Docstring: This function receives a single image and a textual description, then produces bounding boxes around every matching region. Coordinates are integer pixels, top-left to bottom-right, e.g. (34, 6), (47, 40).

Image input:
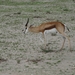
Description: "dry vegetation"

(0, 0), (75, 75)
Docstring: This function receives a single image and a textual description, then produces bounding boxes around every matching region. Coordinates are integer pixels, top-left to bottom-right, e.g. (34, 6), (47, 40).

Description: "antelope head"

(22, 18), (29, 34)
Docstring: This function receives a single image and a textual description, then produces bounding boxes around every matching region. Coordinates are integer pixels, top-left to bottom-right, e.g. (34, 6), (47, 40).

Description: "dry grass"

(0, 0), (75, 75)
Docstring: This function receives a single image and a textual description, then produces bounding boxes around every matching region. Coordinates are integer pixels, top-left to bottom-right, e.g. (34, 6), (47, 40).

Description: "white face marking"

(25, 27), (28, 33)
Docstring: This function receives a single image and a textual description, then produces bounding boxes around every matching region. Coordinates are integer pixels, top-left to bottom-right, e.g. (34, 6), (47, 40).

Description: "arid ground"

(0, 0), (75, 75)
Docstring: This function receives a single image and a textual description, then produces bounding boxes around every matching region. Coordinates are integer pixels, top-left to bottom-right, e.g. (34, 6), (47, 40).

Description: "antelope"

(22, 18), (71, 50)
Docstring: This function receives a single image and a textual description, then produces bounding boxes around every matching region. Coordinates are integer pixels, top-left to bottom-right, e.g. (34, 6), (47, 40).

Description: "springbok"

(22, 18), (71, 50)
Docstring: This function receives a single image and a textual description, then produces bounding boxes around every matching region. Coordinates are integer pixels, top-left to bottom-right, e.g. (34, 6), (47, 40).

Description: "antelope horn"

(25, 18), (29, 26)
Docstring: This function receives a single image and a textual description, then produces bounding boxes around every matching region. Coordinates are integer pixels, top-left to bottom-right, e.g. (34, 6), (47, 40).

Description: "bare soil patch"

(0, 0), (75, 75)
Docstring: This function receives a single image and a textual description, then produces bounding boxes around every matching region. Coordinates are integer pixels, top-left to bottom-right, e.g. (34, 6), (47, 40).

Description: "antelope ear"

(29, 24), (34, 27)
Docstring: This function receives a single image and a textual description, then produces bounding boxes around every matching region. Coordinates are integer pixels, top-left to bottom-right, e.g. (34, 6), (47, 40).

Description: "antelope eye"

(22, 29), (24, 31)
(25, 27), (27, 29)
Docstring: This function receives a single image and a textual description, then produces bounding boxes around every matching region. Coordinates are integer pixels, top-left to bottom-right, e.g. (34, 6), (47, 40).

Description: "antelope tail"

(65, 25), (70, 32)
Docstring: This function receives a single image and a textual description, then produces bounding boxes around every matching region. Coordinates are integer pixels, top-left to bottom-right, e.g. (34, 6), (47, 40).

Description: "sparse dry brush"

(0, 0), (75, 75)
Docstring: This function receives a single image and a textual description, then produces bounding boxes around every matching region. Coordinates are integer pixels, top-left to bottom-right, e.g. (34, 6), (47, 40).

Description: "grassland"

(0, 0), (75, 75)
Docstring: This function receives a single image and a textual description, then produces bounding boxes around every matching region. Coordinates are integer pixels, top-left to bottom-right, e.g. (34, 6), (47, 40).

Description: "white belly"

(44, 28), (57, 35)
